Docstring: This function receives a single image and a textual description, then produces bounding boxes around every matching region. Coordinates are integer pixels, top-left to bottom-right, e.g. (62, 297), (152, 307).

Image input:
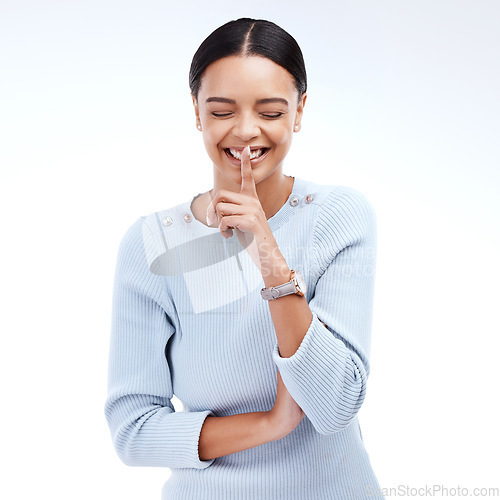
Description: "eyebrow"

(257, 98), (289, 106)
(205, 97), (289, 106)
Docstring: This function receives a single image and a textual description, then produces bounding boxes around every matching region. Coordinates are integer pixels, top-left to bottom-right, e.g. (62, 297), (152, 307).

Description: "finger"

(207, 195), (231, 226)
(240, 145), (257, 196)
(214, 201), (241, 226)
(207, 192), (235, 226)
(218, 214), (234, 239)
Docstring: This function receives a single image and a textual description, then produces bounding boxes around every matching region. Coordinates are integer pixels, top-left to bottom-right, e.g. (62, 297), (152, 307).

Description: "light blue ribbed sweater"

(104, 176), (384, 499)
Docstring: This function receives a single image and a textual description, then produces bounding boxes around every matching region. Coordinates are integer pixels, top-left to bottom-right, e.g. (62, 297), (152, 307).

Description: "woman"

(105, 17), (384, 499)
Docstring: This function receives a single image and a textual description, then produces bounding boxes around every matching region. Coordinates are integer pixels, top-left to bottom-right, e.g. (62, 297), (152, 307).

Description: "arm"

(199, 372), (305, 460)
(269, 187), (378, 435)
(104, 217), (216, 469)
(199, 413), (272, 461)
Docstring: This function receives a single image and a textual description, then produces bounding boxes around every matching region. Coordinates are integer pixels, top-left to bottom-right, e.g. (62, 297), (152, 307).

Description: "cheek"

(269, 125), (293, 147)
(203, 122), (228, 149)
(202, 129), (222, 153)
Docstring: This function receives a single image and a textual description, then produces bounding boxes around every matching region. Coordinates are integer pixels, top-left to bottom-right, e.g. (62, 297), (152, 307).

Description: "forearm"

(198, 411), (276, 461)
(255, 230), (313, 359)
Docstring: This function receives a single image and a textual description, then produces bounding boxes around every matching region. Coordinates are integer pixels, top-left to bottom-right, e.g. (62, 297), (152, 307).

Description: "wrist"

(254, 240), (289, 283)
(262, 410), (286, 441)
(261, 261), (291, 288)
(251, 226), (291, 285)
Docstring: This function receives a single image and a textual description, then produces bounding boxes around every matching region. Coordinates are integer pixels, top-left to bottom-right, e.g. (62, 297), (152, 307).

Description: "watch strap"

(260, 279), (297, 300)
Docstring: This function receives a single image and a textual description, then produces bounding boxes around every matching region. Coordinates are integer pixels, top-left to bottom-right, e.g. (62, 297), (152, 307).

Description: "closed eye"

(261, 112), (284, 119)
(212, 112), (283, 119)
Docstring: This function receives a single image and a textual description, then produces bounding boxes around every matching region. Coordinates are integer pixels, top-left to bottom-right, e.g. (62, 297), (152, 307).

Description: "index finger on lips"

(240, 145), (257, 196)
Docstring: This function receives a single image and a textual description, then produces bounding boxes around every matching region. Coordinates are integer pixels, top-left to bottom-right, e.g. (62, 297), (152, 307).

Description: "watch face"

(294, 270), (306, 295)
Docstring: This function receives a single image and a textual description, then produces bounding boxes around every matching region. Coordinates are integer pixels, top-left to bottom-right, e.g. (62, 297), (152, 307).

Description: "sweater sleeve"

(271, 187), (377, 436)
(104, 216), (215, 469)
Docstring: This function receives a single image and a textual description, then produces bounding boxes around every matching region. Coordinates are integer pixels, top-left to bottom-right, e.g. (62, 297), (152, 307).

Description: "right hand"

(266, 371), (305, 440)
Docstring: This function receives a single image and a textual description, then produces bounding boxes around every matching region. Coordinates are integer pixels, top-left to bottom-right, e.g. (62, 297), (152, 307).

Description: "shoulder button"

(305, 194), (314, 204)
(289, 196), (300, 207)
(162, 216), (173, 226)
(183, 213), (192, 223)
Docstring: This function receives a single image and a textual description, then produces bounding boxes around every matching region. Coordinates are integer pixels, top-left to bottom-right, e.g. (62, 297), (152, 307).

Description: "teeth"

(228, 148), (265, 160)
(229, 148), (242, 159)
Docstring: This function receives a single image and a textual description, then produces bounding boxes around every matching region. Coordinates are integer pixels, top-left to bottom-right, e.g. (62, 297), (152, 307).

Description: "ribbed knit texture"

(104, 176), (384, 499)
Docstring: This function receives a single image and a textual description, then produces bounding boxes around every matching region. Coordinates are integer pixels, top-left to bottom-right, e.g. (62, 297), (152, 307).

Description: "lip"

(223, 147), (271, 167)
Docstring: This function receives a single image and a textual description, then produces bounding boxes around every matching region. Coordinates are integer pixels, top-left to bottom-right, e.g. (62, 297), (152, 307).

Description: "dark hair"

(189, 18), (307, 103)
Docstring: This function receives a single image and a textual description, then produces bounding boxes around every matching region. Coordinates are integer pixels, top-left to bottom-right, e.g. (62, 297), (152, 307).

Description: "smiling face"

(192, 55), (307, 187)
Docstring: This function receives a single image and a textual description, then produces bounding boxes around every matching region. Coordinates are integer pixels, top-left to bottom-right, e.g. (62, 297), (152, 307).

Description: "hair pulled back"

(189, 18), (307, 102)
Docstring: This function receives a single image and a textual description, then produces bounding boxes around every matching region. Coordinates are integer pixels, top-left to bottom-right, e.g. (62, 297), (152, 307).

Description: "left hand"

(206, 145), (270, 247)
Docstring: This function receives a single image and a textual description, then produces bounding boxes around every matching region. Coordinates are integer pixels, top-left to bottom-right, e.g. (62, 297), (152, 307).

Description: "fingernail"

(206, 201), (214, 225)
(245, 145), (250, 155)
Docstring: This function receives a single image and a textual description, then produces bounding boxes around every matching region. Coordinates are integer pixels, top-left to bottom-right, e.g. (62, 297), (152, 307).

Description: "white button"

(289, 196), (299, 207)
(162, 217), (173, 226)
(305, 194), (314, 203)
(183, 213), (192, 223)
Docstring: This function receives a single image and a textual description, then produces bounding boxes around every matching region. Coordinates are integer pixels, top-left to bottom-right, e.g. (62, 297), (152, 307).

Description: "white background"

(1, 1), (499, 498)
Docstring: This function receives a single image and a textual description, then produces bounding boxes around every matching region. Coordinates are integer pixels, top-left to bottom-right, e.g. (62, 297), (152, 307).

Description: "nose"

(232, 112), (260, 142)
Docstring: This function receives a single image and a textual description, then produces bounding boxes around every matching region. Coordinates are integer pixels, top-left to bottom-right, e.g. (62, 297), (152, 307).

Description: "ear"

(293, 92), (307, 132)
(191, 93), (201, 128)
